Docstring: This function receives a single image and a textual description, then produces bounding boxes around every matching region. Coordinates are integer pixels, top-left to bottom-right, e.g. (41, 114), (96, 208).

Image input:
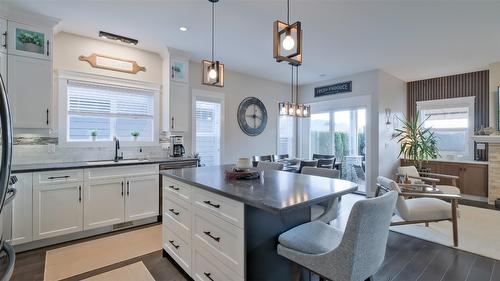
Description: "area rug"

(44, 225), (162, 281)
(390, 204), (500, 260)
(82, 262), (155, 281)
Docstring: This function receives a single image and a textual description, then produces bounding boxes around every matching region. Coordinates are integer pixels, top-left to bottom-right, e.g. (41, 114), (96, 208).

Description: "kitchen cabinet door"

(84, 178), (125, 230)
(33, 181), (83, 240)
(0, 18), (6, 54)
(7, 21), (52, 60)
(461, 165), (488, 197)
(125, 174), (159, 221)
(169, 82), (189, 132)
(9, 173), (33, 245)
(8, 54), (52, 128)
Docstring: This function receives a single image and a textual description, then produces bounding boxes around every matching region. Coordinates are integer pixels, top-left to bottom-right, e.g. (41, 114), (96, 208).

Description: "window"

(195, 100), (221, 166)
(417, 97), (474, 159)
(67, 81), (155, 142)
(278, 115), (295, 156)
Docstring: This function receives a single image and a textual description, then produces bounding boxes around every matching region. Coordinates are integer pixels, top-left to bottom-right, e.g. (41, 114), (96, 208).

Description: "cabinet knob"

(204, 272), (215, 281)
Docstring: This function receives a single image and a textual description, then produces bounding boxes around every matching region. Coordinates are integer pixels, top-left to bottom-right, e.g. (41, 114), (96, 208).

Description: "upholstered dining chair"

(376, 176), (460, 247)
(256, 161), (284, 171)
(299, 160), (318, 173)
(397, 166), (461, 195)
(252, 155), (273, 167)
(277, 191), (398, 281)
(272, 154), (289, 161)
(317, 158), (335, 169)
(301, 167), (341, 223)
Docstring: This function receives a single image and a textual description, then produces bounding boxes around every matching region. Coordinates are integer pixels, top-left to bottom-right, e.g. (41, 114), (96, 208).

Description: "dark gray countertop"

(12, 157), (198, 173)
(162, 165), (358, 213)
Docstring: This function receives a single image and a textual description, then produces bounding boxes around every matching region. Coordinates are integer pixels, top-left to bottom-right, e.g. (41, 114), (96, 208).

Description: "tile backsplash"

(13, 144), (171, 165)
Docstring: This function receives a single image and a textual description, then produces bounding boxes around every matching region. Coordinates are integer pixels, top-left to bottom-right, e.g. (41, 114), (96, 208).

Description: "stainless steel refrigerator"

(0, 73), (16, 280)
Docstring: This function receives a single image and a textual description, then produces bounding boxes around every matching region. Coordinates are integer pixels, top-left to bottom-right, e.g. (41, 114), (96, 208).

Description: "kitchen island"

(161, 165), (357, 281)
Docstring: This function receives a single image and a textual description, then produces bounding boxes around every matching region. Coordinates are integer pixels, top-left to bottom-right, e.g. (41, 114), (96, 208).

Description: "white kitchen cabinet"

(169, 81), (189, 132)
(125, 174), (159, 221)
(8, 54), (52, 128)
(33, 170), (83, 240)
(7, 21), (52, 60)
(0, 18), (6, 54)
(83, 178), (125, 230)
(84, 164), (159, 230)
(0, 52), (6, 87)
(8, 173), (33, 245)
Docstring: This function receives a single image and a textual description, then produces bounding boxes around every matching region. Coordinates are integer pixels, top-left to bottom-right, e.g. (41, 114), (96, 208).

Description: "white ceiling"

(5, 0), (500, 85)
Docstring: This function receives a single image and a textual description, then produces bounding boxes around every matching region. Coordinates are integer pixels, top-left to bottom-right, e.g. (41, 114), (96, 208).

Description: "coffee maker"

(170, 135), (185, 157)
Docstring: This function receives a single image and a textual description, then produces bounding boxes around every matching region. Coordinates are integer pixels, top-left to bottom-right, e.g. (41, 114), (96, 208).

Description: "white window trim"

(191, 89), (225, 165)
(56, 70), (161, 147)
(416, 96), (475, 160)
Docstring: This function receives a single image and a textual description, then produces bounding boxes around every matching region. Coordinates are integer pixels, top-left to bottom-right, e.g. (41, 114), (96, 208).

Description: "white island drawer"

(193, 246), (244, 281)
(193, 207), (244, 276)
(193, 188), (244, 228)
(163, 177), (192, 202)
(164, 227), (192, 275)
(163, 196), (192, 237)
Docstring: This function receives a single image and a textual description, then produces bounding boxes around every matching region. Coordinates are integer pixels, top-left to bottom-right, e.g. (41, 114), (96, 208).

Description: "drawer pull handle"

(47, 175), (70, 180)
(204, 272), (215, 281)
(169, 208), (180, 216)
(203, 231), (220, 242)
(78, 186), (82, 202)
(203, 200), (220, 208)
(168, 185), (180, 191)
(168, 240), (180, 249)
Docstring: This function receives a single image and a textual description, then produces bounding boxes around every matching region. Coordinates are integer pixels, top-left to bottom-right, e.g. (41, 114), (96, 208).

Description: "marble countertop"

(12, 157), (198, 173)
(162, 165), (358, 213)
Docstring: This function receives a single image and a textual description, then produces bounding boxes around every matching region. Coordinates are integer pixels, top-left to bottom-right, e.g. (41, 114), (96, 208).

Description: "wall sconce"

(273, 20), (302, 66)
(385, 108), (392, 125)
(98, 31), (138, 45)
(202, 60), (224, 87)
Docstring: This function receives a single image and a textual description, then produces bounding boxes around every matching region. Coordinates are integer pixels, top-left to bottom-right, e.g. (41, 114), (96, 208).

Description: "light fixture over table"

(273, 0), (302, 66)
(276, 0), (309, 118)
(202, 0), (224, 87)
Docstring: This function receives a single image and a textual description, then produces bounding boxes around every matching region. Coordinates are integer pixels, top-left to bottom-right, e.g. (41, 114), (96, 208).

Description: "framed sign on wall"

(314, 81), (352, 97)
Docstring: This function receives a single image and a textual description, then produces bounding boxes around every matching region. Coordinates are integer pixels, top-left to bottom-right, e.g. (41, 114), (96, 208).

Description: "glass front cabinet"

(0, 18), (7, 53)
(7, 21), (52, 60)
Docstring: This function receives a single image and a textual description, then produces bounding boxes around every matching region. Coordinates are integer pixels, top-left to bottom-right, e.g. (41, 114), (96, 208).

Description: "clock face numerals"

(237, 97), (268, 136)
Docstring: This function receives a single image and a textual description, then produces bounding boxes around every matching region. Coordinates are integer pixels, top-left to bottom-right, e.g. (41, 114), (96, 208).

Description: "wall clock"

(237, 97), (268, 136)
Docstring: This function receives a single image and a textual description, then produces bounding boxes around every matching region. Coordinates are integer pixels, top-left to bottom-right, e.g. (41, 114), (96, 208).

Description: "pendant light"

(279, 66), (310, 118)
(273, 0), (302, 66)
(202, 0), (224, 87)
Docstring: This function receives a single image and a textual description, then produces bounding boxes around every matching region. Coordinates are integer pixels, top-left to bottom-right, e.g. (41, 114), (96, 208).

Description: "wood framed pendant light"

(202, 0), (224, 87)
(279, 65), (310, 118)
(273, 0), (302, 66)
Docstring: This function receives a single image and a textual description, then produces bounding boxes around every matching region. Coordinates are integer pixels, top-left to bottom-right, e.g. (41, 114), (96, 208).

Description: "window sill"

(60, 140), (160, 148)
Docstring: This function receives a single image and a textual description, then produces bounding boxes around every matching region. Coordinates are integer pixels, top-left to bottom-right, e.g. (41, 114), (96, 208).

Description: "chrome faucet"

(113, 136), (123, 162)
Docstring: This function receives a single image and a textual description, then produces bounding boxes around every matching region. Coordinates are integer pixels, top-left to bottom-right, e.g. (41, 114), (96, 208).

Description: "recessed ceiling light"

(179, 26), (188, 32)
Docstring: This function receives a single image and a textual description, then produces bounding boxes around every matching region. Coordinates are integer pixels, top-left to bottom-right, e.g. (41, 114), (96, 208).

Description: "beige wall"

(54, 32), (163, 84)
(175, 61), (290, 164)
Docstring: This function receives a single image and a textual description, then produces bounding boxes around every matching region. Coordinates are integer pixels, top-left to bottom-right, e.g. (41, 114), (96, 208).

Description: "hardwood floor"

(3, 194), (500, 281)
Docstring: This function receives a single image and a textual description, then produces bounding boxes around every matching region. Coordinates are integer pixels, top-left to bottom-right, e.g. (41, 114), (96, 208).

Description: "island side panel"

(245, 205), (311, 281)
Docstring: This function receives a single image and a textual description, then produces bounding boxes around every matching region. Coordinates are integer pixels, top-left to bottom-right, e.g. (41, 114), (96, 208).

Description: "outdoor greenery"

(393, 112), (438, 168)
(90, 129), (98, 137)
(334, 132), (349, 159)
(131, 131), (140, 137)
(17, 31), (44, 47)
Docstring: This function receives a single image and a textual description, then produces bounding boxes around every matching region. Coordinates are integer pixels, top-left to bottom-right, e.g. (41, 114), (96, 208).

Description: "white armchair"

(376, 176), (460, 247)
(397, 166), (461, 195)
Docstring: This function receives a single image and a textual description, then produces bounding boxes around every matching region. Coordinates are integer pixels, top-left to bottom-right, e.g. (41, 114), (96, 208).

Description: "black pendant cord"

(287, 0), (290, 25)
(211, 1), (215, 62)
(291, 65), (294, 103)
(295, 65), (299, 104)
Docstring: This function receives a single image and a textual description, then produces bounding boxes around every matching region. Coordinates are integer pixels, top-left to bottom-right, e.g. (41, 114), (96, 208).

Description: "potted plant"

(17, 31), (44, 53)
(90, 129), (98, 141)
(393, 112), (438, 170)
(131, 131), (140, 141)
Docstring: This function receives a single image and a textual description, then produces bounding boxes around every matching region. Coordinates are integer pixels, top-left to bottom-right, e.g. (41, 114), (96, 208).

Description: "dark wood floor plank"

(466, 256), (496, 281)
(441, 250), (477, 281)
(491, 261), (500, 281)
(392, 243), (440, 281)
(417, 246), (460, 281)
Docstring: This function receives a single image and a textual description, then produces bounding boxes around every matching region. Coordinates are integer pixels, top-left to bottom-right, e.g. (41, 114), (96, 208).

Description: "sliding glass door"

(310, 108), (367, 193)
(195, 100), (222, 166)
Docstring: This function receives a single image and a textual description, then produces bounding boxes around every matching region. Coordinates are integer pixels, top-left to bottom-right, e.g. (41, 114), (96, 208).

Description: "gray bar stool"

(301, 167), (341, 223)
(277, 191), (397, 281)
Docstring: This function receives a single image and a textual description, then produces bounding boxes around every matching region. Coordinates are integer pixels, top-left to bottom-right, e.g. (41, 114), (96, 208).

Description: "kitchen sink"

(85, 159), (149, 165)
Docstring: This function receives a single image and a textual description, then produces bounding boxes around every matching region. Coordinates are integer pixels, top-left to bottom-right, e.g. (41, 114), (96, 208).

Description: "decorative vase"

(133, 136), (138, 141)
(24, 42), (40, 53)
(91, 135), (97, 141)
